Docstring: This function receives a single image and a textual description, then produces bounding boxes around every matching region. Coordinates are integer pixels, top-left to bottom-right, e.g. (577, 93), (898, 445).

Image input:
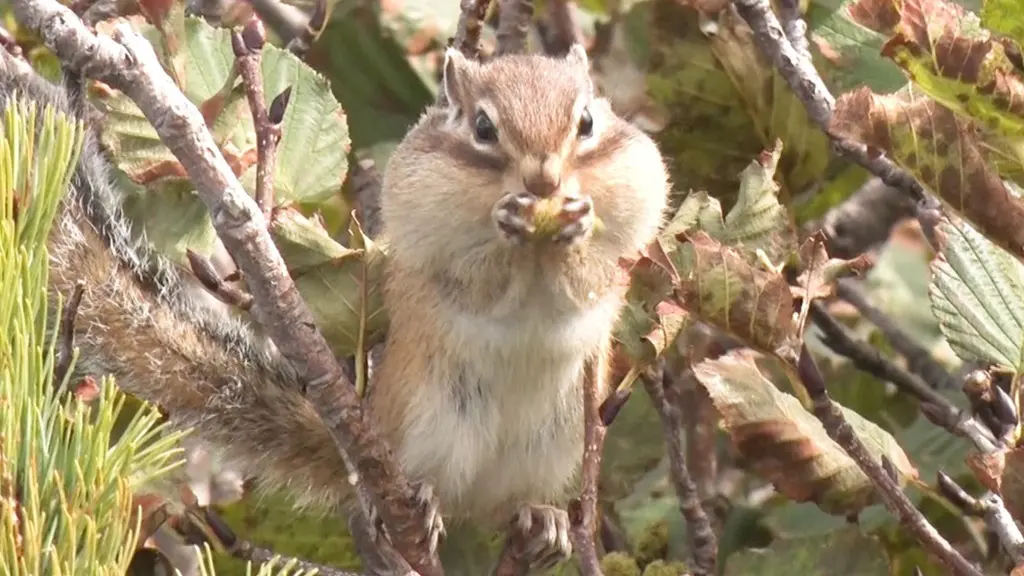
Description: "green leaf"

(643, 0), (830, 206)
(929, 217), (1024, 370)
(693, 350), (918, 517)
(982, 0), (1024, 45)
(242, 44), (351, 205)
(101, 16), (349, 208)
(724, 526), (890, 575)
(849, 0), (1024, 136)
(310, 4), (434, 148)
(661, 140), (796, 263)
(272, 209), (389, 357)
(805, 0), (909, 94)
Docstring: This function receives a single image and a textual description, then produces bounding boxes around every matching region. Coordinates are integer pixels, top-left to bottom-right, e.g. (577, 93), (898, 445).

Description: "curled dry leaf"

(693, 350), (919, 516)
(848, 0), (1024, 135)
(672, 231), (797, 357)
(831, 87), (1024, 262)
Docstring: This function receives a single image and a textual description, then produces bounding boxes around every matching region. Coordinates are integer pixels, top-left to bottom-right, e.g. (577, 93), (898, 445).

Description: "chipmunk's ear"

(565, 44), (594, 96)
(442, 47), (474, 110)
(565, 44), (589, 71)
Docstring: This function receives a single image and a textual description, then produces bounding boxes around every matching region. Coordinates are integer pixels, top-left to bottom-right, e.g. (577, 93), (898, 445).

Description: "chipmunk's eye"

(578, 107), (594, 139)
(474, 110), (498, 144)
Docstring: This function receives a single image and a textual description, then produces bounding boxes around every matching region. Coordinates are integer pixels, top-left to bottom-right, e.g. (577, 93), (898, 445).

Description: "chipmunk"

(371, 44), (669, 567)
(1, 39), (669, 572)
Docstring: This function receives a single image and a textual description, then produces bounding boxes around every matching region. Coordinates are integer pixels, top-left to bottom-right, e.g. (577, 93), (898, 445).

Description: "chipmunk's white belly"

(397, 291), (617, 519)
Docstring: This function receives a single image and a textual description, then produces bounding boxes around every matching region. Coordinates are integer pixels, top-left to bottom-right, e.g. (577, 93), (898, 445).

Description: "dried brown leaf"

(831, 87), (1024, 262)
(694, 350), (919, 516)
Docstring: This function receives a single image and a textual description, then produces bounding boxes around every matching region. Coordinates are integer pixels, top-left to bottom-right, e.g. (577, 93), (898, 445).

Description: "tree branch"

(453, 0), (491, 60)
(775, 0), (809, 64)
(495, 0), (533, 56)
(834, 277), (959, 390)
(937, 472), (1024, 566)
(643, 369), (717, 576)
(8, 2), (442, 573)
(570, 358), (606, 576)
(803, 177), (918, 260)
(731, 0), (927, 203)
(232, 19), (282, 219)
(541, 0), (583, 55)
(809, 301), (997, 452)
(798, 345), (983, 576)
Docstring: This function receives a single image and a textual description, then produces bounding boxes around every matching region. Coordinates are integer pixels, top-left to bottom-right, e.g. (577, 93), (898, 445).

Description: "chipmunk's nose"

(522, 154), (562, 198)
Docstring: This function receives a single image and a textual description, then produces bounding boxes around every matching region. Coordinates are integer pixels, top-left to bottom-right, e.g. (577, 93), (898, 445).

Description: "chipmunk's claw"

(414, 481), (446, 555)
(514, 504), (573, 571)
(365, 482), (445, 556)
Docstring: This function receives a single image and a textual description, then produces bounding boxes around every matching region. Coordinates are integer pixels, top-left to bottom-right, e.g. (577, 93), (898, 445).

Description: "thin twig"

(284, 0), (329, 60)
(542, 0), (584, 55)
(570, 358), (607, 576)
(775, 0), (809, 64)
(731, 0), (927, 203)
(798, 345), (983, 576)
(54, 281), (86, 388)
(187, 505), (370, 576)
(834, 277), (959, 390)
(938, 473), (1024, 565)
(803, 177), (918, 260)
(495, 0), (534, 56)
(643, 369), (717, 576)
(232, 19), (280, 219)
(809, 301), (997, 452)
(349, 153), (383, 240)
(437, 0), (492, 108)
(453, 0), (491, 59)
(9, 2), (442, 573)
(247, 0), (306, 44)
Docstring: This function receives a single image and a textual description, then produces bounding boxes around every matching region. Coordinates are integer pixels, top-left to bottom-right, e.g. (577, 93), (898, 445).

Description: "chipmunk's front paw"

(551, 196), (594, 245)
(493, 191), (537, 244)
(513, 504), (573, 571)
(367, 481), (446, 555)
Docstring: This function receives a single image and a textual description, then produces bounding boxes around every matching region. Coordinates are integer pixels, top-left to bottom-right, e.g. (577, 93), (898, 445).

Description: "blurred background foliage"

(1, 0), (1017, 573)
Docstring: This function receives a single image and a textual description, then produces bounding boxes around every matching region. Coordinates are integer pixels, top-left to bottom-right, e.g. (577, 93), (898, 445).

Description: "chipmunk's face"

(440, 45), (615, 203)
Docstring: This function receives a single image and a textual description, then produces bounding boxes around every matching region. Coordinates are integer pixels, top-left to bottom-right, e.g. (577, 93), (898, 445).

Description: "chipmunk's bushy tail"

(0, 54), (348, 511)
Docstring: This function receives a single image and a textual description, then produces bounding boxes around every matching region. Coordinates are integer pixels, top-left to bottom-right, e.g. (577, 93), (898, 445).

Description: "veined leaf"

(100, 16), (349, 208)
(672, 232), (798, 356)
(830, 87), (1024, 262)
(805, 0), (909, 94)
(615, 145), (800, 368)
(849, 0), (1024, 136)
(929, 217), (1024, 370)
(724, 526), (890, 575)
(644, 0), (830, 206)
(271, 209), (389, 357)
(694, 350), (919, 517)
(661, 140), (797, 264)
